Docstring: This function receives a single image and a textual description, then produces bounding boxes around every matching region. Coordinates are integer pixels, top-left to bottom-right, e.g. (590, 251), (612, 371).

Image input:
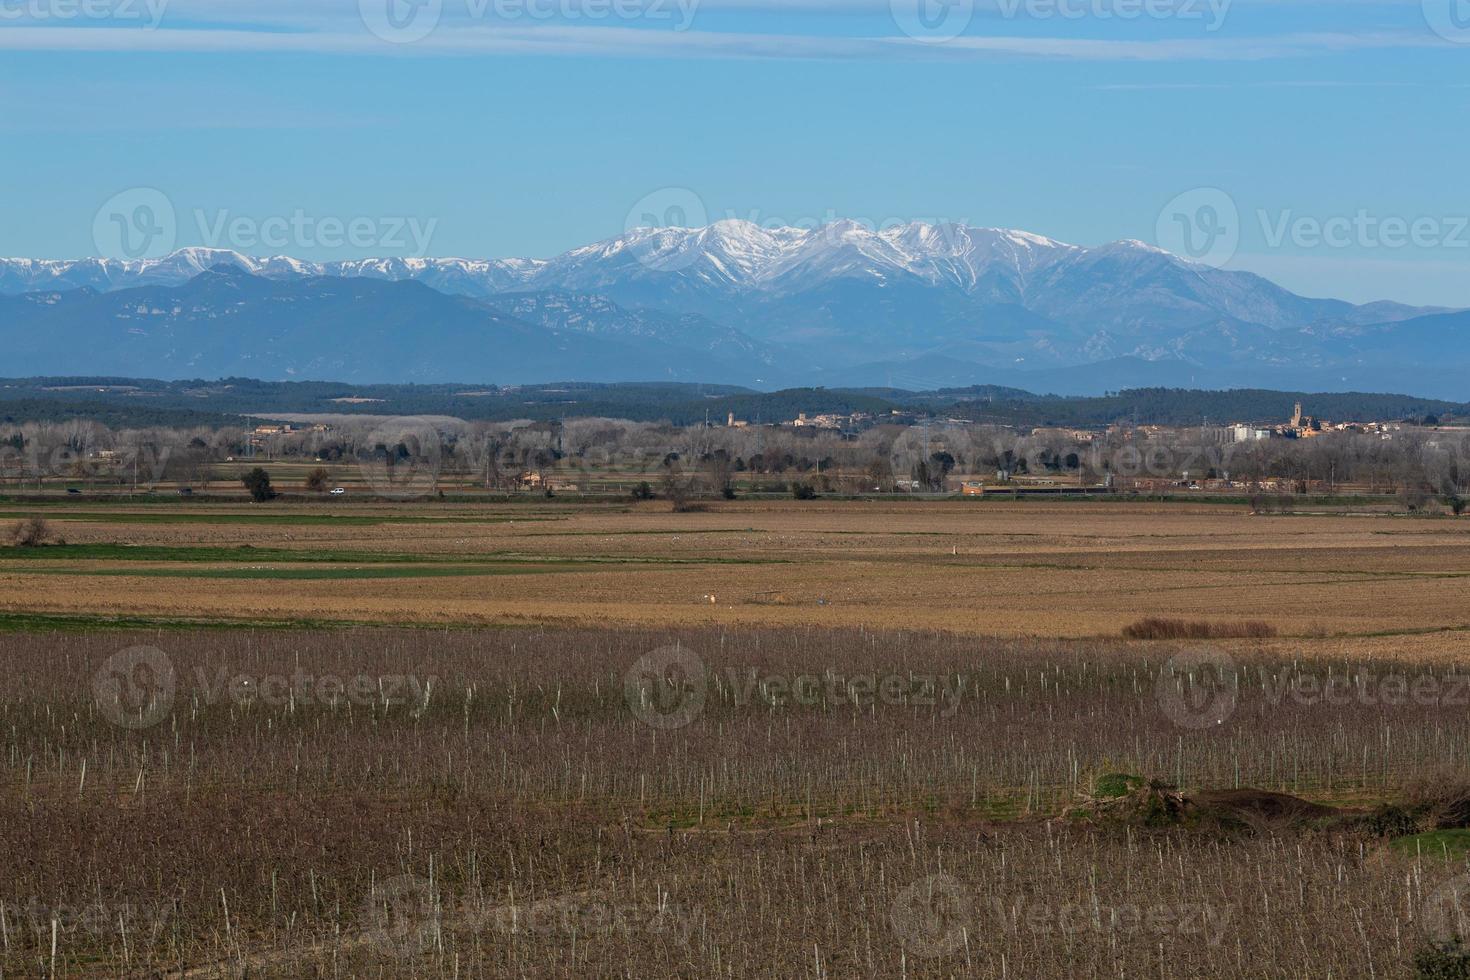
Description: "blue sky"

(2, 0), (1469, 305)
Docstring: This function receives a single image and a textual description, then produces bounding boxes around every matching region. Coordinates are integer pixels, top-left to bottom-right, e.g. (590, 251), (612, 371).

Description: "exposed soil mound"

(1067, 776), (1341, 835)
(1188, 789), (1340, 832)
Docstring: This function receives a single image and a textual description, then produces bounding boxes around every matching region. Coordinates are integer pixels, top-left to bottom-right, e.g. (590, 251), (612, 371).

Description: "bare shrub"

(1122, 617), (1277, 640)
(1402, 485), (1432, 513)
(304, 467), (332, 493)
(8, 516), (60, 547)
(1402, 778), (1470, 830)
(663, 472), (701, 512)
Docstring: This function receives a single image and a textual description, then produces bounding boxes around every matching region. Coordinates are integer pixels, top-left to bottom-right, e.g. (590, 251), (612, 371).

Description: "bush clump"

(1068, 777), (1189, 829)
(1122, 618), (1277, 640)
(1414, 940), (1470, 979)
(240, 467), (277, 502)
(8, 516), (61, 547)
(1094, 773), (1147, 799)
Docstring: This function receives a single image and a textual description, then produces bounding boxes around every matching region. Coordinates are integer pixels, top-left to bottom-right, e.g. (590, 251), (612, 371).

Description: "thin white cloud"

(0, 23), (1453, 61)
(0, 0), (1418, 36)
(1095, 80), (1427, 88)
(931, 30), (1442, 61)
(149, 0), (1432, 14)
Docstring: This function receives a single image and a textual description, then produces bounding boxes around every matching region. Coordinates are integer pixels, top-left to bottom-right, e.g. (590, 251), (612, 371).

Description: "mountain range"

(2, 221), (1467, 397)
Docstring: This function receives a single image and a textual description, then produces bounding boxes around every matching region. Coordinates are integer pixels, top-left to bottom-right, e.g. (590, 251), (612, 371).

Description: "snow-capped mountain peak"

(0, 220), (1453, 396)
(0, 221), (1118, 298)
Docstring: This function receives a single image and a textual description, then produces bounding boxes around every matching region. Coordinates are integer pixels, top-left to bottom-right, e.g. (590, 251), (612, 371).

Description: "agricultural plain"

(2, 497), (1469, 652)
(5, 497), (1470, 977)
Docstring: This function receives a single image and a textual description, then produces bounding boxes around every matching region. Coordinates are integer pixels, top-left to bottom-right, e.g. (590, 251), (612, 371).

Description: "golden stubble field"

(2, 498), (1468, 655)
